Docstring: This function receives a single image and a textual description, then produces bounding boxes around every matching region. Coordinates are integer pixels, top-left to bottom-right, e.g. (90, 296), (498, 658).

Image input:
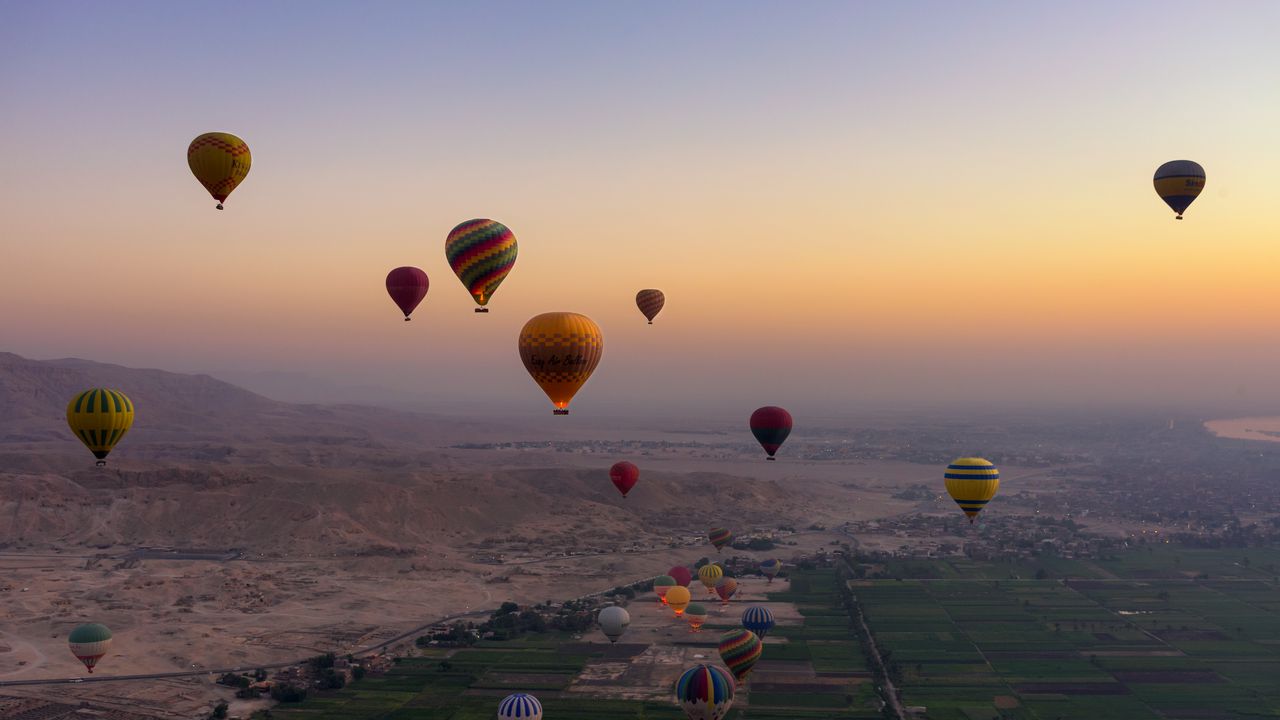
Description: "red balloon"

(386, 267), (429, 320)
(749, 406), (793, 460)
(668, 566), (693, 587)
(610, 461), (639, 498)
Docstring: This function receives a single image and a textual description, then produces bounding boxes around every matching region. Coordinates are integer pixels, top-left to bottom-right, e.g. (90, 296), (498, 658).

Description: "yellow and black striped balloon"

(944, 457), (999, 523)
(66, 389), (135, 465)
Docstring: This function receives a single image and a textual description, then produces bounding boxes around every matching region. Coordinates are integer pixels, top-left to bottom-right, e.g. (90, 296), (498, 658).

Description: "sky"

(3, 2), (1280, 418)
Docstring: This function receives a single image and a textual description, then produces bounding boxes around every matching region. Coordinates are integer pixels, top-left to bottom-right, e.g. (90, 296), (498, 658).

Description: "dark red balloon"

(750, 406), (793, 460)
(668, 566), (693, 587)
(610, 461), (639, 498)
(386, 267), (429, 320)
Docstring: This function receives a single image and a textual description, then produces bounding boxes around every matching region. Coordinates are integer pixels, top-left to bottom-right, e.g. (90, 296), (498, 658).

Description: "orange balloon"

(517, 312), (603, 415)
(666, 585), (692, 615)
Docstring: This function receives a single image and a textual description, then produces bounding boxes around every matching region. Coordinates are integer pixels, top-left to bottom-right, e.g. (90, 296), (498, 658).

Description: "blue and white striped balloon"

(741, 605), (775, 639)
(498, 692), (543, 720)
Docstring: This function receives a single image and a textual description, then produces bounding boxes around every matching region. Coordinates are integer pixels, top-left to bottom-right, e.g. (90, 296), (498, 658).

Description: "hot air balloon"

(498, 692), (542, 720)
(698, 564), (723, 595)
(944, 457), (1000, 524)
(67, 389), (135, 466)
(685, 603), (709, 632)
(636, 289), (665, 324)
(718, 629), (762, 683)
(610, 461), (639, 498)
(750, 406), (793, 460)
(708, 527), (733, 553)
(1154, 160), (1206, 219)
(445, 219), (517, 312)
(668, 566), (693, 587)
(518, 312), (604, 414)
(654, 575), (677, 605)
(667, 585), (692, 616)
(741, 606), (775, 639)
(67, 623), (112, 673)
(759, 558), (782, 583)
(385, 267), (429, 321)
(187, 132), (251, 209)
(599, 606), (631, 644)
(715, 577), (739, 606)
(675, 664), (735, 720)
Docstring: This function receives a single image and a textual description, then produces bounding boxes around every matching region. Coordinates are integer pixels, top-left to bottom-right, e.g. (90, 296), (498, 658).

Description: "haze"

(3, 2), (1280, 417)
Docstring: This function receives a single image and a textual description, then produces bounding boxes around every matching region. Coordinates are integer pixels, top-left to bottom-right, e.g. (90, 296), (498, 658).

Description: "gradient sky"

(3, 2), (1280, 417)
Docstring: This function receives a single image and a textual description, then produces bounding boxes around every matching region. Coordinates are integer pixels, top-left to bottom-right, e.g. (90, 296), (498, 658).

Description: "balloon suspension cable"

(475, 307), (489, 313)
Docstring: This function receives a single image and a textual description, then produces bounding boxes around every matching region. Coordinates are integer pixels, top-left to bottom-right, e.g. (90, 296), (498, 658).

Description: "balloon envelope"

(68, 623), (112, 673)
(517, 312), (604, 414)
(667, 585), (692, 614)
(944, 457), (1000, 523)
(636, 289), (665, 323)
(675, 664), (735, 720)
(718, 629), (763, 683)
(385, 267), (429, 319)
(445, 219), (517, 308)
(708, 527), (733, 552)
(610, 461), (639, 497)
(760, 558), (782, 581)
(498, 692), (542, 720)
(67, 389), (135, 465)
(1153, 160), (1206, 218)
(715, 577), (739, 603)
(685, 603), (709, 630)
(742, 606), (776, 638)
(698, 564), (723, 590)
(188, 132), (251, 208)
(668, 566), (693, 587)
(599, 606), (631, 643)
(750, 406), (793, 459)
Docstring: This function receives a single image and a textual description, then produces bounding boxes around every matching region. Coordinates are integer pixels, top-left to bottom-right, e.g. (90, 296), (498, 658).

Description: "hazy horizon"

(4, 2), (1280, 417)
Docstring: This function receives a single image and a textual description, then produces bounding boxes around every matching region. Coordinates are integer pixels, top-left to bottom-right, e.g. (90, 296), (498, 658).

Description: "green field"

(260, 569), (877, 719)
(851, 548), (1280, 719)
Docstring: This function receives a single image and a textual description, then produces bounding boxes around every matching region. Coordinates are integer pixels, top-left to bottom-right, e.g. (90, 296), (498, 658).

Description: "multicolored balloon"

(498, 692), (542, 720)
(708, 527), (733, 552)
(685, 603), (708, 632)
(599, 606), (630, 643)
(610, 461), (639, 498)
(1153, 160), (1206, 219)
(667, 585), (692, 615)
(741, 606), (775, 639)
(67, 389), (135, 466)
(385, 266), (429, 321)
(717, 629), (762, 683)
(517, 312), (604, 415)
(698, 564), (723, 594)
(636, 289), (665, 324)
(668, 566), (693, 587)
(715, 577), (739, 605)
(445, 219), (517, 312)
(944, 457), (1000, 523)
(187, 132), (251, 209)
(68, 623), (112, 673)
(750, 406), (793, 460)
(654, 575), (677, 604)
(759, 558), (782, 583)
(675, 663), (735, 720)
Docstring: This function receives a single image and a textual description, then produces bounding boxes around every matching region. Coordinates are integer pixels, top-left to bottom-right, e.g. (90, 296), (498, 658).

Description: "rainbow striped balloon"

(708, 527), (733, 552)
(675, 663), (735, 720)
(445, 219), (517, 310)
(944, 457), (1000, 523)
(497, 692), (542, 720)
(718, 628), (762, 683)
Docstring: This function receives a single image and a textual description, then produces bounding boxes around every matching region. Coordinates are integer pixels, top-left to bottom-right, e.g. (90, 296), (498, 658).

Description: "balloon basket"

(474, 307), (489, 313)
(766, 457), (776, 461)
(553, 409), (569, 415)
(215, 204), (224, 210)
(403, 317), (411, 322)
(95, 461), (107, 467)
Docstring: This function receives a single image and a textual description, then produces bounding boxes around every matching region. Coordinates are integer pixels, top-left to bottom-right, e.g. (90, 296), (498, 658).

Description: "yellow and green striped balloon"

(66, 389), (135, 465)
(944, 457), (999, 523)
